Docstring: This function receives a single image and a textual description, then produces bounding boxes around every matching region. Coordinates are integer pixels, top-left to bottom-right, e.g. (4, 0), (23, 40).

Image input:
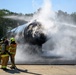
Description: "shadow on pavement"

(1, 69), (20, 74)
(3, 68), (42, 75)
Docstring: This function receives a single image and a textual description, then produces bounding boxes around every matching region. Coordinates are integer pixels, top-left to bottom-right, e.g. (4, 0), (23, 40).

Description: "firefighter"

(1, 37), (9, 70)
(9, 37), (17, 69)
(0, 39), (4, 63)
(0, 46), (1, 63)
(0, 41), (2, 63)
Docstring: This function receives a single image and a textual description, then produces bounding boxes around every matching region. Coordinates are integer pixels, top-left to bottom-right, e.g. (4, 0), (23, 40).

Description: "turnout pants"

(1, 54), (9, 69)
(10, 54), (15, 67)
(0, 53), (1, 63)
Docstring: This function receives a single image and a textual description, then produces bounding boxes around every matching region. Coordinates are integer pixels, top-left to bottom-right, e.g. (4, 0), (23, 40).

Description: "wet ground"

(0, 65), (76, 75)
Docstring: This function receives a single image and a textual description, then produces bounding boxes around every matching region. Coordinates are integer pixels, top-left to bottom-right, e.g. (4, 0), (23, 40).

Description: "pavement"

(0, 65), (76, 75)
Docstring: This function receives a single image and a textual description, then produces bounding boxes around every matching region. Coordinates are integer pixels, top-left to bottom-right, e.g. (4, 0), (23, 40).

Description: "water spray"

(3, 0), (76, 64)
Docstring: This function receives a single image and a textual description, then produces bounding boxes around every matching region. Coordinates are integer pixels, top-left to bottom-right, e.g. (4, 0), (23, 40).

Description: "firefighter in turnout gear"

(0, 46), (1, 63)
(0, 39), (3, 63)
(1, 37), (9, 70)
(0, 43), (2, 63)
(9, 37), (17, 69)
(0, 40), (2, 63)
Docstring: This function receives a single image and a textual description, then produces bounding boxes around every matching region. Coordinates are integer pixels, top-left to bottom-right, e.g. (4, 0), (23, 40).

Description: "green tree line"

(0, 9), (30, 39)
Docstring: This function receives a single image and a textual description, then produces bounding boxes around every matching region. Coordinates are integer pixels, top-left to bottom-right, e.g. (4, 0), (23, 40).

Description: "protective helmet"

(1, 37), (6, 42)
(0, 36), (8, 44)
(10, 37), (15, 42)
(10, 37), (16, 44)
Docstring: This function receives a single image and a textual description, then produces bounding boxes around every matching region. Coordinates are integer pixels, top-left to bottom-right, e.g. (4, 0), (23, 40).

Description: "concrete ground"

(0, 65), (76, 75)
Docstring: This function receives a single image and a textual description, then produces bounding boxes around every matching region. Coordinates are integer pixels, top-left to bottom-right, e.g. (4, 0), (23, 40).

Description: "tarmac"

(0, 65), (76, 75)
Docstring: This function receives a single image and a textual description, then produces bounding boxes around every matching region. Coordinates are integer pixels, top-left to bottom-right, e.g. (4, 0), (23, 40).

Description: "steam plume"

(3, 0), (76, 64)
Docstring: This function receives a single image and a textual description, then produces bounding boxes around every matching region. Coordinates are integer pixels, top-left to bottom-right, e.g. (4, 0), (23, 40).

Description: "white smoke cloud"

(12, 0), (76, 61)
(38, 0), (76, 60)
(3, 0), (76, 63)
(32, 0), (58, 37)
(43, 22), (76, 60)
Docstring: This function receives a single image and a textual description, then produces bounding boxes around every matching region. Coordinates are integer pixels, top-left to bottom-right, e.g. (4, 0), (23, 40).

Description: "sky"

(0, 0), (76, 14)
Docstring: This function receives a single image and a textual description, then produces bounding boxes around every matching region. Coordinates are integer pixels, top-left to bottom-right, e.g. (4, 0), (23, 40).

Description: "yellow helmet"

(10, 37), (15, 42)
